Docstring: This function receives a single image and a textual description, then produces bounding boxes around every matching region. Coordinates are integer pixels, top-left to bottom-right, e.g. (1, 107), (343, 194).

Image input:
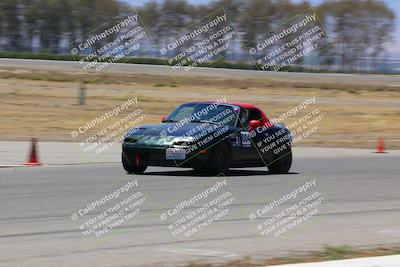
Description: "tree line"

(0, 0), (395, 72)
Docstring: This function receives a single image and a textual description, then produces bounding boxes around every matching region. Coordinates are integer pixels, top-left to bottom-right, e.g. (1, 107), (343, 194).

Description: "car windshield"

(165, 103), (239, 127)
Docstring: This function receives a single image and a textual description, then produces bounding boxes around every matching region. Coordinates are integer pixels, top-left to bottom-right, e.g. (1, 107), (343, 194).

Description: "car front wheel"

(208, 142), (230, 174)
(122, 153), (147, 174)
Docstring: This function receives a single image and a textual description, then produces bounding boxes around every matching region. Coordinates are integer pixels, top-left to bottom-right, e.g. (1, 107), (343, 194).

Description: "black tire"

(207, 142), (230, 174)
(268, 147), (292, 173)
(122, 153), (147, 174)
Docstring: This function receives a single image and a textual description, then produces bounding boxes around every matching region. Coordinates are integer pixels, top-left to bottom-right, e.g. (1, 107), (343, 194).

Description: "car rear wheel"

(268, 147), (292, 173)
(122, 153), (147, 174)
(208, 142), (230, 174)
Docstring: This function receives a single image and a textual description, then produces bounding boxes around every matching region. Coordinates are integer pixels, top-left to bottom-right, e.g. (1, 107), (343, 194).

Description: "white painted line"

(0, 165), (26, 168)
(267, 254), (400, 267)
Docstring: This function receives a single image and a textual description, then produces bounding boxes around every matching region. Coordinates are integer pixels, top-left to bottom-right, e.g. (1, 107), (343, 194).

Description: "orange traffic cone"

(25, 138), (42, 166)
(375, 138), (386, 153)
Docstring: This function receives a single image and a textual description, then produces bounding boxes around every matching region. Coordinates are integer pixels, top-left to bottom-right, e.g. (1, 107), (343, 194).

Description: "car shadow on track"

(143, 169), (299, 177)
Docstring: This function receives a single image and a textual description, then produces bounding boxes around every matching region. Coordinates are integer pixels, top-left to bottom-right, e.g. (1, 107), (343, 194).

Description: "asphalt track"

(1, 148), (400, 267)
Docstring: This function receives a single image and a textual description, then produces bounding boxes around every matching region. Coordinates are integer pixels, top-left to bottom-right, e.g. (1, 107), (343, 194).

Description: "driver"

(239, 109), (249, 128)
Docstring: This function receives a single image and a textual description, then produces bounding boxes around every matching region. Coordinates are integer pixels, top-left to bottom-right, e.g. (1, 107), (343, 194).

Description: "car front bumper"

(122, 143), (209, 168)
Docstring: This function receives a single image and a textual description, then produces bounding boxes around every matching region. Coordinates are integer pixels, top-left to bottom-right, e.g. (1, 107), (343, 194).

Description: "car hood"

(124, 122), (229, 147)
(128, 122), (223, 137)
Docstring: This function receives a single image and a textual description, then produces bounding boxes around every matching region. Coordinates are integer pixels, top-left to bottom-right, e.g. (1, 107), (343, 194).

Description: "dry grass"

(0, 69), (399, 148)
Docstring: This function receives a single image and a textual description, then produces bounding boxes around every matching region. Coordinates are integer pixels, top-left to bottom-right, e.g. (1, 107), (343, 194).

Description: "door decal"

(241, 132), (251, 147)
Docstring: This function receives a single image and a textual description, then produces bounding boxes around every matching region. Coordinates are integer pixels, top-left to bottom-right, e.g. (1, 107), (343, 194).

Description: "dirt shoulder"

(0, 67), (399, 149)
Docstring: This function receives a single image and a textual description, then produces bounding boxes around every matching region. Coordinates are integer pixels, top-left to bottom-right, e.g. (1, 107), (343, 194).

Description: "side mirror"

(162, 115), (167, 122)
(248, 120), (262, 132)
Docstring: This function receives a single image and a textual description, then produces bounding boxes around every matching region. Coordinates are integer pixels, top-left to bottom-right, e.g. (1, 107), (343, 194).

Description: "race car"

(122, 101), (292, 175)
